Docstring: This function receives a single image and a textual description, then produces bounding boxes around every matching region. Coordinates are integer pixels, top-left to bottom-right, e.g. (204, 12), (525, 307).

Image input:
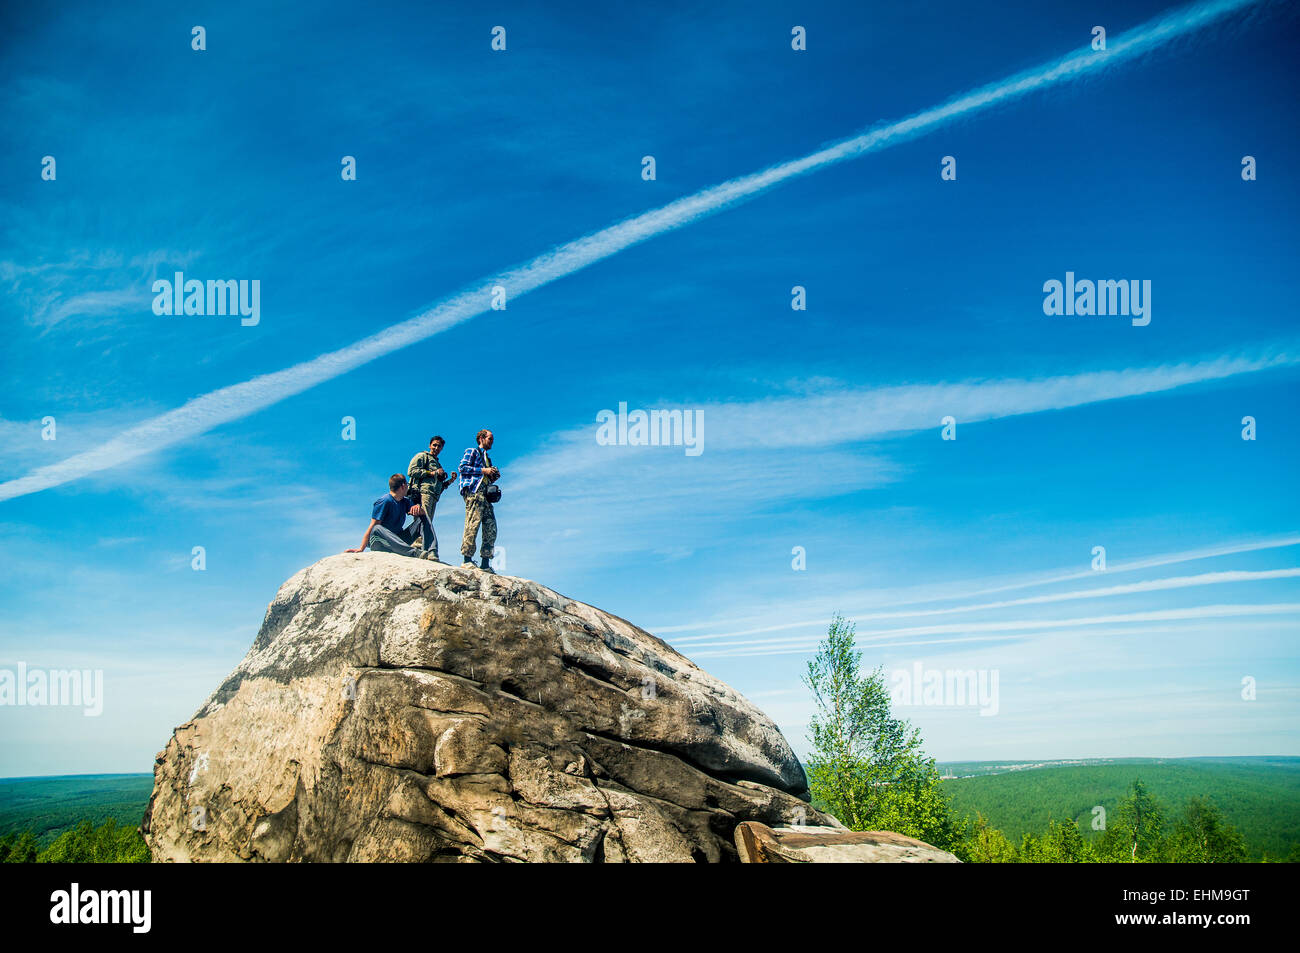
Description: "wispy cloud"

(655, 533), (1300, 634)
(0, 0), (1268, 504)
(488, 353), (1299, 580)
(1, 249), (195, 330)
(38, 288), (150, 328)
(688, 603), (1300, 658)
(513, 352), (1297, 478)
(670, 569), (1300, 644)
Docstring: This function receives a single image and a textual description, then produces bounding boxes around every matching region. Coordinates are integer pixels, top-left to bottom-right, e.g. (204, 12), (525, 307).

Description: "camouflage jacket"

(407, 450), (451, 502)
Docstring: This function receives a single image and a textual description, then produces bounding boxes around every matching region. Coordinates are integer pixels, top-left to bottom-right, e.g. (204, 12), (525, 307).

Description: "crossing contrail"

(686, 603), (1300, 659)
(667, 568), (1300, 645)
(0, 0), (1271, 502)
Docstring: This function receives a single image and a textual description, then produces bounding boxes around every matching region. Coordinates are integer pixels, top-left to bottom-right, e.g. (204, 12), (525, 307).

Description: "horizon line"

(4, 753), (1298, 782)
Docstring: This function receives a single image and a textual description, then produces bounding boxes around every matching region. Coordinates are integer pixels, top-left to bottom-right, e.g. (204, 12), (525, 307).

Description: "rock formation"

(143, 553), (845, 862)
(735, 822), (960, 863)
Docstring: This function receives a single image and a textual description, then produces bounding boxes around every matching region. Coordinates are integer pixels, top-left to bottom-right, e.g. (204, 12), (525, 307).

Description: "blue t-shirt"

(372, 493), (413, 534)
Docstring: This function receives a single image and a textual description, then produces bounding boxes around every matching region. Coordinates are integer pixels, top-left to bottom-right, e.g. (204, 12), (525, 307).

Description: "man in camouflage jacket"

(406, 435), (457, 561)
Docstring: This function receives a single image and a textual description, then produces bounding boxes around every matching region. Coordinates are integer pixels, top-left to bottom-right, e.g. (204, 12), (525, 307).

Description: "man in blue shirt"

(345, 473), (436, 558)
(458, 429), (500, 572)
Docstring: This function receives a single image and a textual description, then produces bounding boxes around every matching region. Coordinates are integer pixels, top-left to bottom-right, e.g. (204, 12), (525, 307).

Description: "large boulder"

(142, 553), (842, 862)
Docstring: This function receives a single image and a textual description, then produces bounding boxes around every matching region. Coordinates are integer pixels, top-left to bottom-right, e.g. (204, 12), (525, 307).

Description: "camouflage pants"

(460, 492), (496, 561)
(409, 486), (442, 557)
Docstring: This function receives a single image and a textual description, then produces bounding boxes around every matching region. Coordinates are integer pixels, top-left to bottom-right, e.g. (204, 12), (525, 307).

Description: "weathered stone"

(142, 553), (843, 862)
(734, 822), (961, 863)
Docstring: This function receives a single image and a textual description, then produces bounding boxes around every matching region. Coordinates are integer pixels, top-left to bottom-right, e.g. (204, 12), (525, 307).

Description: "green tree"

(803, 614), (966, 851)
(2, 831), (38, 863)
(1165, 797), (1246, 863)
(1018, 830), (1040, 861)
(964, 813), (1019, 863)
(1098, 779), (1165, 862)
(37, 818), (150, 863)
(1021, 817), (1093, 863)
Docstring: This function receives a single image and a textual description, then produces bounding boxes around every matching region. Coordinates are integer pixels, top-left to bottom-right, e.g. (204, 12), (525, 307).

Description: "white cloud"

(39, 288), (150, 327)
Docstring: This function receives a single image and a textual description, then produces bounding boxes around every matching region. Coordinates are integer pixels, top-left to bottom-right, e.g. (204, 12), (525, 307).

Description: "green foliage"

(38, 818), (150, 863)
(0, 819), (149, 864)
(803, 614), (966, 852)
(1096, 779), (1164, 862)
(2, 830), (38, 863)
(1021, 817), (1094, 863)
(961, 778), (1252, 863)
(943, 757), (1300, 860)
(0, 774), (153, 863)
(0, 774), (153, 846)
(965, 813), (1019, 863)
(1165, 796), (1247, 863)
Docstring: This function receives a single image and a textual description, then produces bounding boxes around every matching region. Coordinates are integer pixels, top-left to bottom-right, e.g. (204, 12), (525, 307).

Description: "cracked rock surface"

(142, 553), (841, 862)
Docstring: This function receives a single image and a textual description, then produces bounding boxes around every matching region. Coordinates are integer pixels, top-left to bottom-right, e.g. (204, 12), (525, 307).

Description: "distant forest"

(942, 757), (1300, 861)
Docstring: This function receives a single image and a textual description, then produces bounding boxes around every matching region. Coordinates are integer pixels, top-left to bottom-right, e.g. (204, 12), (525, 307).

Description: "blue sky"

(1, 0), (1298, 777)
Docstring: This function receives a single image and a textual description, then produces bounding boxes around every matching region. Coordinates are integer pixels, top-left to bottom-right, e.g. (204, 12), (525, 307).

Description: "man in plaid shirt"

(459, 428), (500, 572)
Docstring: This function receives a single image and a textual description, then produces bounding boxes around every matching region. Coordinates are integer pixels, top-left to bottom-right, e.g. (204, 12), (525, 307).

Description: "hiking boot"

(422, 551), (442, 563)
(480, 558), (495, 574)
(461, 559), (475, 569)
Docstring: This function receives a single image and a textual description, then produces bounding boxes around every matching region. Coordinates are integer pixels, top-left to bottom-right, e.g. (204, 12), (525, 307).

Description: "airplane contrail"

(668, 568), (1300, 645)
(0, 0), (1270, 503)
(654, 533), (1300, 634)
(686, 603), (1300, 658)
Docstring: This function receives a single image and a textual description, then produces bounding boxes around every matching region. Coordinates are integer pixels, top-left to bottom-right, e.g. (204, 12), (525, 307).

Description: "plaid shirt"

(458, 446), (492, 496)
